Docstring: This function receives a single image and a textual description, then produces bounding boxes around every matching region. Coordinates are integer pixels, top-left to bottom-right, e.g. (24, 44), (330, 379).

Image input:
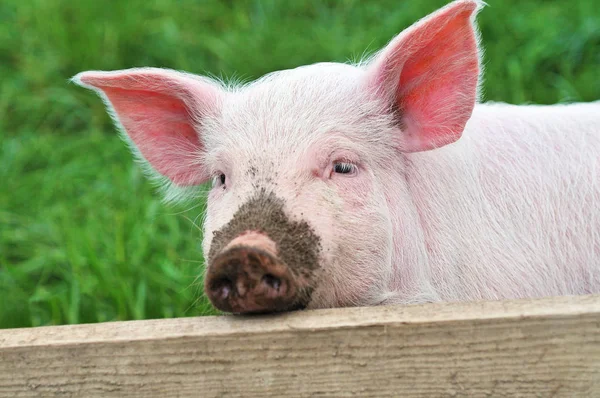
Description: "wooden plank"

(0, 295), (599, 398)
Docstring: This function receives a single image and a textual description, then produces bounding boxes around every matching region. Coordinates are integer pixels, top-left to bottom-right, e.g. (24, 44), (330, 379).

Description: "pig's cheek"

(304, 275), (337, 310)
(335, 175), (372, 210)
(201, 214), (215, 257)
(202, 198), (229, 257)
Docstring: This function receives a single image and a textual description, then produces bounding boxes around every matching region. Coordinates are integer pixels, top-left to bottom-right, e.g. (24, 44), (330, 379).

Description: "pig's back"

(405, 101), (600, 301)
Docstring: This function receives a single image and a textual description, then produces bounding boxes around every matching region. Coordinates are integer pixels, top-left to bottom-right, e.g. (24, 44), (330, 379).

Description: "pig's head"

(73, 0), (481, 313)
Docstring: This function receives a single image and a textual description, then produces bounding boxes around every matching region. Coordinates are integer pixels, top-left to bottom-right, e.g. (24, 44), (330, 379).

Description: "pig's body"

(75, 0), (600, 313)
(390, 102), (600, 304)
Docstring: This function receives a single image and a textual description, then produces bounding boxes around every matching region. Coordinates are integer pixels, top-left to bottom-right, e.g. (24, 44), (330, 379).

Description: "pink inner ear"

(78, 70), (216, 186)
(101, 86), (204, 186)
(371, 1), (480, 152)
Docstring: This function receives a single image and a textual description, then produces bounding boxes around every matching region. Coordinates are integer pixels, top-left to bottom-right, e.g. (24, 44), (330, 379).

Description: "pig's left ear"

(366, 0), (482, 152)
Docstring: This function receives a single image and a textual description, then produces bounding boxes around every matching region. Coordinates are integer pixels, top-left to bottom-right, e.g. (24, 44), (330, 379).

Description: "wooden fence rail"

(1, 295), (599, 397)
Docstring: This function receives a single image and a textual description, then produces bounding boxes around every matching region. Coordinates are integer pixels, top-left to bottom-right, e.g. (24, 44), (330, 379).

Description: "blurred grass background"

(1, 0), (599, 329)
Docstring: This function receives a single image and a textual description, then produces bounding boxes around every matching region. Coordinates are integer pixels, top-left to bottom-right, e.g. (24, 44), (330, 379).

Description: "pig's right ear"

(365, 0), (482, 152)
(72, 68), (224, 186)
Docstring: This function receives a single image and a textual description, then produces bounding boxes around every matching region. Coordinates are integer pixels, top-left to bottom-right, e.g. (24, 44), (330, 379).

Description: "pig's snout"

(205, 233), (300, 313)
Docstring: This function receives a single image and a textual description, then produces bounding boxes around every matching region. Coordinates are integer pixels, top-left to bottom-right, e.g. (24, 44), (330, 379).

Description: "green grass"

(1, 0), (599, 329)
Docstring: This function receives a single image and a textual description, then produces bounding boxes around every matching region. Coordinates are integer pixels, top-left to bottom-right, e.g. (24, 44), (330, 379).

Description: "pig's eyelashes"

(333, 162), (358, 176)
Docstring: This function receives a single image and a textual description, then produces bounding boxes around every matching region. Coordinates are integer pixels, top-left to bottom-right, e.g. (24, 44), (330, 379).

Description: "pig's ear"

(72, 68), (223, 186)
(366, 0), (482, 152)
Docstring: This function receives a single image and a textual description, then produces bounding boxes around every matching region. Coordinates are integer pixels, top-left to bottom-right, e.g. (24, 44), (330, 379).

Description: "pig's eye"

(212, 173), (226, 188)
(333, 162), (357, 176)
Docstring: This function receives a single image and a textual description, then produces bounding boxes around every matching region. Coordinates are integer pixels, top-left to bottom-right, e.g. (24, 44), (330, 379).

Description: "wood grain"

(1, 295), (599, 397)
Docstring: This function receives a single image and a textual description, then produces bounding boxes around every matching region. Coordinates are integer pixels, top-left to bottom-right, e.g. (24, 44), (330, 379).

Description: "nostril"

(211, 278), (233, 300)
(207, 244), (298, 313)
(261, 274), (281, 291)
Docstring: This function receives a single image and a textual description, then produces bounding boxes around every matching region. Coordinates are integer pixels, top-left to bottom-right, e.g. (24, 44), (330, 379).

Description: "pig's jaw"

(205, 189), (321, 314)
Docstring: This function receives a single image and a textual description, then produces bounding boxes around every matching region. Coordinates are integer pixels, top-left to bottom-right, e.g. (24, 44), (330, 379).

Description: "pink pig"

(74, 0), (600, 313)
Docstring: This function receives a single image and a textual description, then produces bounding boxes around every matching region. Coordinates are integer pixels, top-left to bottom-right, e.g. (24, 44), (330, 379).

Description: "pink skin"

(222, 231), (278, 258)
(73, 0), (600, 312)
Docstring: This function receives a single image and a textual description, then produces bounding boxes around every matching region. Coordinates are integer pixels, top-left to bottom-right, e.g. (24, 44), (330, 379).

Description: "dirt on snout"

(208, 189), (322, 306)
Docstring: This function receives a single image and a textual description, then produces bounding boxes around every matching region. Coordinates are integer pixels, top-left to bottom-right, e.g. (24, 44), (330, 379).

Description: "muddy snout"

(205, 234), (300, 313)
(205, 191), (321, 314)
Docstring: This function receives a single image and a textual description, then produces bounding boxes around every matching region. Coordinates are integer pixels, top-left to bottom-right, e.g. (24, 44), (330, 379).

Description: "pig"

(73, 0), (600, 314)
